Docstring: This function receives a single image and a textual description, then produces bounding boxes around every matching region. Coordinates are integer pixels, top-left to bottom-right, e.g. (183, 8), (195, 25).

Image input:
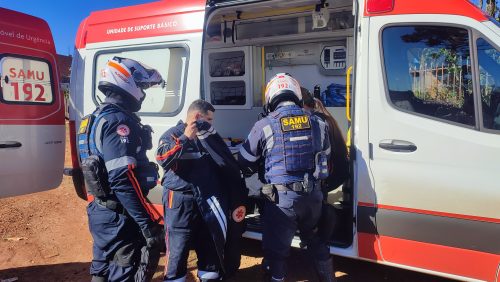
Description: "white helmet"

(264, 73), (302, 112)
(98, 56), (164, 103)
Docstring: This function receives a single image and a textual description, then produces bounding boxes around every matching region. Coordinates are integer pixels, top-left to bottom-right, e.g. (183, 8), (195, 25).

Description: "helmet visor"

(114, 56), (165, 90)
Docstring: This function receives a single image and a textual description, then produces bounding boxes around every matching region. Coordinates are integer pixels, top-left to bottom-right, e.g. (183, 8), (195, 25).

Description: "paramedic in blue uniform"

(156, 100), (221, 282)
(238, 73), (335, 282)
(82, 57), (165, 282)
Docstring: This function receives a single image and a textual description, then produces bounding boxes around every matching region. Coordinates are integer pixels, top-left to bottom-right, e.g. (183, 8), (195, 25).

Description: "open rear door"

(0, 8), (65, 198)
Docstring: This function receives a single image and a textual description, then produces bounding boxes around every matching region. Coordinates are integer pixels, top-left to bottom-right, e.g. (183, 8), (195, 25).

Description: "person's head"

(264, 73), (302, 113)
(187, 99), (215, 125)
(98, 56), (164, 112)
(301, 87), (315, 111)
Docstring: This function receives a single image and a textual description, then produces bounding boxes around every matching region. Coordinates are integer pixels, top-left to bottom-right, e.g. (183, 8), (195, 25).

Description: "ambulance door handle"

(0, 141), (22, 149)
(379, 140), (416, 153)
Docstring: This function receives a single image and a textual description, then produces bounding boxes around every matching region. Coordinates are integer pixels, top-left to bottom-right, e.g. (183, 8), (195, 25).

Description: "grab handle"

(346, 65), (353, 122)
(0, 141), (22, 149)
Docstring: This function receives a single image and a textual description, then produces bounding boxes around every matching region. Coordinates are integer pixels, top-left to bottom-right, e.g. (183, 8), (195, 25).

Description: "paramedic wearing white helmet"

(78, 57), (165, 282)
(238, 73), (335, 281)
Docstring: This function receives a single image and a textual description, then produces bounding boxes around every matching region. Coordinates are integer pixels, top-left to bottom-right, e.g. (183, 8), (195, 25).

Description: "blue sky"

(2, 0), (155, 55)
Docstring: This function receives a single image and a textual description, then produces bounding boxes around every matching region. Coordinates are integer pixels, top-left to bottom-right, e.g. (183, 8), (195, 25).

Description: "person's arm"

(100, 118), (155, 233)
(321, 120), (332, 159)
(156, 131), (190, 172)
(156, 121), (198, 171)
(238, 121), (265, 176)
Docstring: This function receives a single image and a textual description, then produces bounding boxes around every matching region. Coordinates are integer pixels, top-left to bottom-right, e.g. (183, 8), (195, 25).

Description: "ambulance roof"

(0, 7), (56, 54)
(75, 0), (206, 49)
(74, 0), (489, 49)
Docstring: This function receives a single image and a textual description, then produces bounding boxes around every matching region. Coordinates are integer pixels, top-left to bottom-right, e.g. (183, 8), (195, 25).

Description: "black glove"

(142, 223), (164, 248)
(141, 125), (154, 150)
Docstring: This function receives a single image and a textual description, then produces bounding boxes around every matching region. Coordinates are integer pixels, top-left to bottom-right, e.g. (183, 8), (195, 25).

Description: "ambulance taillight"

(366, 0), (394, 14)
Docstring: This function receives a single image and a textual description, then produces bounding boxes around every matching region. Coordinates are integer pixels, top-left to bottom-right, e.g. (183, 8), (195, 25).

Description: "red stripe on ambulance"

(358, 202), (500, 224)
(358, 233), (500, 281)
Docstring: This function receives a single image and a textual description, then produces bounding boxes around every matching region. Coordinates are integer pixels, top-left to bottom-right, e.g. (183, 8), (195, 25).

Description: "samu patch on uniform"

(116, 124), (130, 136)
(280, 115), (311, 132)
(232, 206), (246, 223)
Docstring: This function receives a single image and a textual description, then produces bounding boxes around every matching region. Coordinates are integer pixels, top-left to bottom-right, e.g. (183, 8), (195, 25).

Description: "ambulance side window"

(382, 26), (475, 127)
(0, 55), (54, 105)
(477, 38), (500, 131)
(94, 46), (188, 115)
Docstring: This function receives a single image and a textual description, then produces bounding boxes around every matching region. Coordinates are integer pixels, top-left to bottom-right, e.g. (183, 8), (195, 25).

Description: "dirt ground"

(0, 126), (455, 282)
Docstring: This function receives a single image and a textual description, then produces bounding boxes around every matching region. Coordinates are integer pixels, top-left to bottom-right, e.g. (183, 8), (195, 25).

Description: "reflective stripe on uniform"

(239, 146), (260, 162)
(207, 196), (227, 240)
(319, 120), (326, 147)
(196, 126), (216, 140)
(165, 275), (186, 282)
(289, 136), (309, 142)
(94, 116), (107, 154)
(319, 120), (331, 156)
(156, 138), (182, 161)
(126, 164), (155, 221)
(210, 196), (227, 230)
(179, 152), (203, 160)
(263, 124), (274, 151)
(105, 156), (137, 171)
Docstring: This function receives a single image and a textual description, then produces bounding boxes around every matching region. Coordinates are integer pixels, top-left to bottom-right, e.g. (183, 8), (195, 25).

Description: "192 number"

(11, 82), (46, 102)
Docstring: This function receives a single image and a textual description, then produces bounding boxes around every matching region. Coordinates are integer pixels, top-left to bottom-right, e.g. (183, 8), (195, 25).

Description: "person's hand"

(183, 120), (198, 140)
(141, 125), (154, 150)
(142, 223), (165, 248)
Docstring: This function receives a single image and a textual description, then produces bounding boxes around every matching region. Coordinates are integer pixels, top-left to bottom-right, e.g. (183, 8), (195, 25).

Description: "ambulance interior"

(203, 0), (355, 247)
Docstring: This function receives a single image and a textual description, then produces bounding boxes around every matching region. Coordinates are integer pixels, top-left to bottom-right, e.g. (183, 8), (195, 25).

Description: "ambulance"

(0, 8), (65, 198)
(3, 0), (499, 281)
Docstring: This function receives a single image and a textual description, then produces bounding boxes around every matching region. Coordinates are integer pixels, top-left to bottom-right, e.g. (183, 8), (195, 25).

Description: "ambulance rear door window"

(93, 45), (189, 116)
(0, 55), (54, 105)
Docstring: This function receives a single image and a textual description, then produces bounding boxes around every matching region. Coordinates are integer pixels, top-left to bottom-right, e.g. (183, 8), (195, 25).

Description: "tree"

(475, 0), (500, 21)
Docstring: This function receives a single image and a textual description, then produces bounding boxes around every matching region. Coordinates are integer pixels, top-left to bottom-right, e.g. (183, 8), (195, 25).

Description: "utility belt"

(274, 180), (319, 193)
(167, 188), (194, 195)
(261, 180), (319, 203)
(94, 197), (127, 215)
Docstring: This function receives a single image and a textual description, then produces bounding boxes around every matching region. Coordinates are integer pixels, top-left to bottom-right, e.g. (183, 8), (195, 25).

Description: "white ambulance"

(3, 0), (500, 281)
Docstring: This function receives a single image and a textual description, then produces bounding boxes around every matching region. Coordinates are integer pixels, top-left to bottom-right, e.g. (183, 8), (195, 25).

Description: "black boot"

(314, 258), (336, 282)
(261, 259), (285, 282)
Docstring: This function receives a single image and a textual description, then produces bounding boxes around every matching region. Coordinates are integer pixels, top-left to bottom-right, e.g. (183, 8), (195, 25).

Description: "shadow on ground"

(0, 262), (90, 282)
(0, 239), (454, 282)
(228, 238), (454, 282)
